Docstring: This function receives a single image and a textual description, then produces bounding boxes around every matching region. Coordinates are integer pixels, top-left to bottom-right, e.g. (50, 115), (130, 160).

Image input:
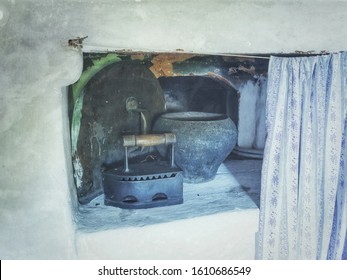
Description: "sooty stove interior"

(69, 52), (268, 212)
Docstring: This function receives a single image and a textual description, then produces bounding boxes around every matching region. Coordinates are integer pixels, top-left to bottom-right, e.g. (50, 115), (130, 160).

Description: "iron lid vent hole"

(122, 195), (138, 203)
(152, 193), (168, 201)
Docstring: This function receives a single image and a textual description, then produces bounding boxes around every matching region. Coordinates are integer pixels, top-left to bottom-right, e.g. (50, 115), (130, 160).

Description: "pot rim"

(158, 111), (228, 122)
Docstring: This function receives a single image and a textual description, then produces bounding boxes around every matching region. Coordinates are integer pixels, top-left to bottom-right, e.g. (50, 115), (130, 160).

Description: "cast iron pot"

(153, 111), (237, 183)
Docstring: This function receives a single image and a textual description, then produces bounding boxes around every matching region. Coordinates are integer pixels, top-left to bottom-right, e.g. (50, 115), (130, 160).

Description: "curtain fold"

(257, 52), (347, 259)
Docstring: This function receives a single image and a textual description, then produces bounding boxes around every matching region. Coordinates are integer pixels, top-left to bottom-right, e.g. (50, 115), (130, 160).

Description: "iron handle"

(122, 133), (177, 172)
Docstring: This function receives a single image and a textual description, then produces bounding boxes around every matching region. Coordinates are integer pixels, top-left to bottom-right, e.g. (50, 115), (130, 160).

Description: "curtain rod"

(80, 43), (332, 60)
(70, 37), (332, 60)
(80, 44), (272, 60)
(217, 53), (270, 60)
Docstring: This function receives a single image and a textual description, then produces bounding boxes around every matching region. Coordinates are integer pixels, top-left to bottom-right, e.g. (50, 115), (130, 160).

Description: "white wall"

(0, 0), (346, 259)
(76, 210), (259, 260)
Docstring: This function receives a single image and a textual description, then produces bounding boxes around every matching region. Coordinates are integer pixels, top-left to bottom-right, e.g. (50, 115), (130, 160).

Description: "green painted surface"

(71, 54), (122, 155)
(71, 54), (122, 104)
(71, 89), (85, 154)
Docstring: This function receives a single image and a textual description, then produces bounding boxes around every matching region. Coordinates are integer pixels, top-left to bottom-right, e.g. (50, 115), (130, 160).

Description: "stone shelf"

(76, 159), (262, 232)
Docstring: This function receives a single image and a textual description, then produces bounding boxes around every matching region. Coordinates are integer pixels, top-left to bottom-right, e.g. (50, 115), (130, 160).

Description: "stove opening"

(68, 52), (268, 231)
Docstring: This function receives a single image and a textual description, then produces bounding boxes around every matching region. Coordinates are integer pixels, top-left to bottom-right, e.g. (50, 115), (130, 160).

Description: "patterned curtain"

(256, 52), (347, 259)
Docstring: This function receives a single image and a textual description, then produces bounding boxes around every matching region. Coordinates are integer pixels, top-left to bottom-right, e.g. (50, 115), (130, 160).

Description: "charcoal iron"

(102, 133), (183, 209)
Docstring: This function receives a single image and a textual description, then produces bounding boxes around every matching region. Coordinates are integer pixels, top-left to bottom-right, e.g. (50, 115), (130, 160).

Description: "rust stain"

(237, 65), (256, 76)
(149, 53), (195, 78)
(207, 71), (236, 89)
(131, 53), (146, 61)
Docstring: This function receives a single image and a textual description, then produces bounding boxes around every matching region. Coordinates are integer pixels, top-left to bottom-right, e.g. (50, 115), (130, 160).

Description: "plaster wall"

(0, 0), (346, 259)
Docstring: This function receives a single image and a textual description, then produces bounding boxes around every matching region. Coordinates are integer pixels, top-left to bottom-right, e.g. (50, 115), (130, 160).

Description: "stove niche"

(69, 52), (268, 212)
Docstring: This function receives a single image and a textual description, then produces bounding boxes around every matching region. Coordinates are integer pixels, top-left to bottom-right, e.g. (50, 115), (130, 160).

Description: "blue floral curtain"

(257, 52), (347, 259)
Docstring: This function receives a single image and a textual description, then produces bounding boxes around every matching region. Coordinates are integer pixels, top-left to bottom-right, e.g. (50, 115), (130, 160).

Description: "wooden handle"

(123, 133), (176, 147)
